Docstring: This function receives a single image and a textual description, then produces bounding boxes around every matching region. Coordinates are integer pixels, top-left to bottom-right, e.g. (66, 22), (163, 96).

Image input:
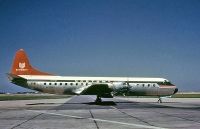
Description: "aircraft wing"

(80, 84), (113, 98)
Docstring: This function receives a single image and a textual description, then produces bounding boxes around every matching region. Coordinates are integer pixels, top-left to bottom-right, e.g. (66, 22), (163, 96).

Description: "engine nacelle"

(110, 82), (125, 89)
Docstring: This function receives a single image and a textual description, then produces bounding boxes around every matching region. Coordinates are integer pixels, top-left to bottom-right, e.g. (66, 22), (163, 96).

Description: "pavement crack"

(156, 111), (200, 123)
(89, 110), (99, 129)
(112, 106), (155, 127)
(11, 113), (43, 129)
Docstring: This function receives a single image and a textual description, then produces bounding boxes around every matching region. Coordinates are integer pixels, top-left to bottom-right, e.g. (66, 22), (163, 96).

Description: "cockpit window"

(158, 81), (174, 85)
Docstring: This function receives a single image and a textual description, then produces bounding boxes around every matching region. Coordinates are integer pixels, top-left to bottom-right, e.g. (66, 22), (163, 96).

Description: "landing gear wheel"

(95, 95), (102, 103)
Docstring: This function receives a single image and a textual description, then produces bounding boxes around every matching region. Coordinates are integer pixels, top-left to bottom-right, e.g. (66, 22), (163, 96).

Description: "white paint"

(19, 75), (167, 82)
(19, 62), (25, 69)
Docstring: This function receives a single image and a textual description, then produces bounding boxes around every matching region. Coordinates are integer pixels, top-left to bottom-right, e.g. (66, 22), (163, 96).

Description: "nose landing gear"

(158, 97), (162, 103)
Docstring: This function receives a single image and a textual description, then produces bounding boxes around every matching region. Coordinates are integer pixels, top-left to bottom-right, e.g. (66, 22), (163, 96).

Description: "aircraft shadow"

(26, 96), (200, 110)
(83, 101), (116, 105)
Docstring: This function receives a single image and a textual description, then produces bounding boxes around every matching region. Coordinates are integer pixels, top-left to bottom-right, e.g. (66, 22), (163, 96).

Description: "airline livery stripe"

(159, 87), (176, 88)
(159, 85), (176, 88)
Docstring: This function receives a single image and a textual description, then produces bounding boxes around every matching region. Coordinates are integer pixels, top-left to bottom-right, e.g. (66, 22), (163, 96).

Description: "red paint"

(11, 49), (52, 75)
(159, 85), (176, 88)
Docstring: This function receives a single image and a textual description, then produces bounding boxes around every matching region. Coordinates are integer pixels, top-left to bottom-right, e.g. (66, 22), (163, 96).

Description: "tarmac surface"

(0, 95), (200, 129)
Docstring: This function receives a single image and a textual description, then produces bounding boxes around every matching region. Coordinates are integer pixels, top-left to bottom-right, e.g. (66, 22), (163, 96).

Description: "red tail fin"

(11, 49), (52, 75)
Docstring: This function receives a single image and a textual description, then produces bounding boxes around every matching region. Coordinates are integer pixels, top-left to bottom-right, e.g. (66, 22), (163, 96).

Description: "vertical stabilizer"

(11, 49), (51, 75)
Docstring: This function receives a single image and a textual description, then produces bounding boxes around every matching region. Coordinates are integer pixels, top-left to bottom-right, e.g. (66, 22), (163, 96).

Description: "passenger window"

(49, 83), (51, 85)
(70, 83), (73, 86)
(76, 83), (78, 86)
(44, 83), (46, 85)
(55, 83), (57, 85)
(60, 83), (62, 85)
(65, 83), (67, 85)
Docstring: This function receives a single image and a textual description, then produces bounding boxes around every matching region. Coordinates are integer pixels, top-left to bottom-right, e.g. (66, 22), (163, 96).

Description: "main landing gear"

(94, 94), (115, 105)
(95, 95), (102, 103)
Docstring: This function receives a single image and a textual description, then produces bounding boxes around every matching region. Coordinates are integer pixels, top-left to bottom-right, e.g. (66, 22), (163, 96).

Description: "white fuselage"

(16, 75), (177, 96)
(8, 49), (178, 100)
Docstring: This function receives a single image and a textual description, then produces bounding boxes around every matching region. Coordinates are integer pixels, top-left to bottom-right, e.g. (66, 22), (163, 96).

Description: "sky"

(0, 0), (200, 92)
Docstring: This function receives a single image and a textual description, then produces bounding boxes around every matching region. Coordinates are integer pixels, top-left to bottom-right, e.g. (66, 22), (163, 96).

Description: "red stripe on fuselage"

(159, 85), (176, 88)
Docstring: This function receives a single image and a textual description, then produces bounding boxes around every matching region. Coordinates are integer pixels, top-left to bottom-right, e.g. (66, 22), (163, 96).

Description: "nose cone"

(174, 88), (178, 94)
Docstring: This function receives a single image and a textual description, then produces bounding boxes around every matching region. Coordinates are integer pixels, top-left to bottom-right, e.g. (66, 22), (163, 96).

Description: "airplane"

(7, 49), (178, 103)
